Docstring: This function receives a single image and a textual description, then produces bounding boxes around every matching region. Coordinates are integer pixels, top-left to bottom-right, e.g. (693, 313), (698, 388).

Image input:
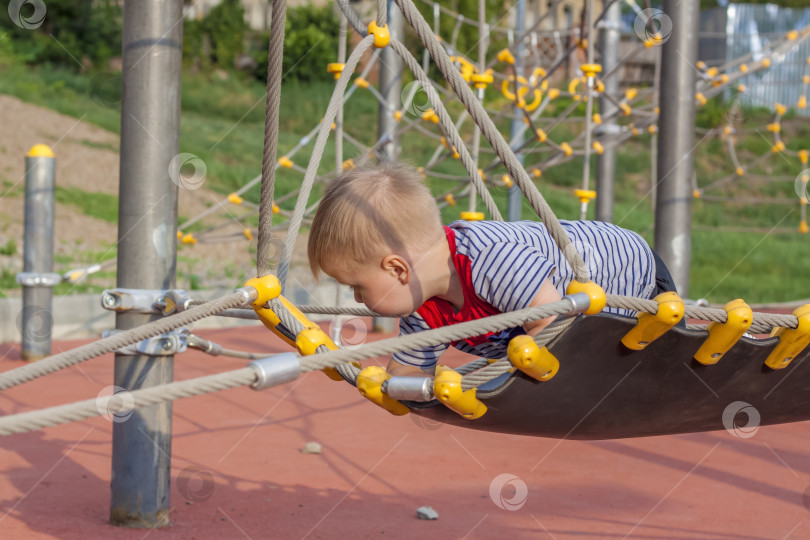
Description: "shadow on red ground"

(1, 324), (809, 539)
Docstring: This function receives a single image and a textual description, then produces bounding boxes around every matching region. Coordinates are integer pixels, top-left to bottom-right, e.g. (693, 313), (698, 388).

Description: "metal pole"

(507, 0), (527, 222)
(19, 145), (57, 360)
(111, 0), (183, 528)
(335, 12), (347, 172)
(578, 0), (596, 220)
(373, 0), (403, 333)
(595, 0), (620, 223)
(655, 0), (699, 297)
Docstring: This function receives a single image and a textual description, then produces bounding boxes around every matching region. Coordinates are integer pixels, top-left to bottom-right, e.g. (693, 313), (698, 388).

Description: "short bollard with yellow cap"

(764, 305), (810, 370)
(433, 366), (486, 420)
(507, 335), (559, 382)
(693, 299), (753, 365)
(565, 280), (604, 315)
(356, 366), (409, 415)
(621, 292), (684, 350)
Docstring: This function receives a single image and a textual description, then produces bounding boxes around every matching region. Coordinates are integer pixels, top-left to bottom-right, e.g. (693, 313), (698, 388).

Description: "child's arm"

(386, 358), (435, 377)
(522, 278), (563, 336)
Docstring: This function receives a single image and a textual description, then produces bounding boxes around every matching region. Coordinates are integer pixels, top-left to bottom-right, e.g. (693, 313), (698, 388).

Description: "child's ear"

(381, 255), (410, 284)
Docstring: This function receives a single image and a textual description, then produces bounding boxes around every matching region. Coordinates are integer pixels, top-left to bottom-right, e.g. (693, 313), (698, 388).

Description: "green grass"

(0, 52), (807, 303)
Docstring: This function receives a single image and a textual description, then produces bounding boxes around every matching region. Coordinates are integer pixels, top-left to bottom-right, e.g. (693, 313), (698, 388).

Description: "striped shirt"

(393, 220), (656, 369)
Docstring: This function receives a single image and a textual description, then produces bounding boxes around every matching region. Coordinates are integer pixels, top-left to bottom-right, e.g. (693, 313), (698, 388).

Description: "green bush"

(251, 4), (340, 83)
(184, 0), (247, 71)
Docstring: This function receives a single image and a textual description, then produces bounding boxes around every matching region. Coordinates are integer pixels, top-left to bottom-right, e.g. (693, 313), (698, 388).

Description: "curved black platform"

(410, 314), (810, 439)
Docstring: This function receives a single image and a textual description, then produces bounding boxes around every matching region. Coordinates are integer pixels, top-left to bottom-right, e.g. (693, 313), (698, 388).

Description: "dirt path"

(0, 94), (309, 292)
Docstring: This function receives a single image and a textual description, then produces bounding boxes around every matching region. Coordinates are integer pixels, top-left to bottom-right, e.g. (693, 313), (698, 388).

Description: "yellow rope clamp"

(433, 366), (487, 419)
(507, 335), (559, 382)
(765, 305), (810, 370)
(696, 93), (707, 106)
(799, 150), (809, 165)
(451, 56), (475, 82)
(278, 156), (294, 169)
(766, 122), (780, 133)
(181, 233), (197, 245)
(593, 113), (602, 125)
(800, 220), (808, 234)
(272, 203), (280, 214)
(693, 299), (753, 365)
(501, 175), (513, 188)
(528, 68), (549, 92)
(354, 77), (370, 89)
(421, 108), (440, 124)
(296, 327), (344, 381)
(560, 142), (573, 156)
(243, 228), (253, 241)
(460, 211), (485, 221)
(367, 21), (390, 48)
(532, 169), (542, 178)
(799, 95), (807, 109)
(501, 76), (542, 111)
(228, 193), (243, 205)
(342, 159), (354, 170)
(394, 110), (403, 122)
(621, 291), (684, 350)
(775, 103), (787, 116)
(470, 70), (494, 89)
(740, 63), (748, 73)
(580, 63), (602, 78)
(772, 141), (786, 153)
(565, 280), (605, 315)
(535, 128), (547, 143)
(592, 141), (604, 155)
(356, 366), (409, 415)
(326, 63), (345, 80)
(547, 88), (560, 100)
(478, 168), (486, 182)
(445, 193), (456, 206)
(497, 48), (515, 65)
(736, 166), (745, 176)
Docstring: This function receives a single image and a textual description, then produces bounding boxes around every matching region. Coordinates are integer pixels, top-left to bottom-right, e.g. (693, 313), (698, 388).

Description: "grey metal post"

(111, 0), (183, 528)
(20, 145), (56, 361)
(507, 0), (527, 222)
(655, 0), (699, 297)
(595, 0), (620, 222)
(373, 0), (403, 333)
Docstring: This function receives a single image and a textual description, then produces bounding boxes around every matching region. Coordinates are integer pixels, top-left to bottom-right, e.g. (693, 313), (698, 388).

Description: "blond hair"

(308, 160), (443, 278)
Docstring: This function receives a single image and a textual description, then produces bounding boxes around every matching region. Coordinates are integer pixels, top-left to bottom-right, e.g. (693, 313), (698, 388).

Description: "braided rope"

(257, 0), (288, 277)
(0, 290), (253, 391)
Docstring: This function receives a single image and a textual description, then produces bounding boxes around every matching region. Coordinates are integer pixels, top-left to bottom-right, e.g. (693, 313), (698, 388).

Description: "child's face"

(325, 259), (423, 317)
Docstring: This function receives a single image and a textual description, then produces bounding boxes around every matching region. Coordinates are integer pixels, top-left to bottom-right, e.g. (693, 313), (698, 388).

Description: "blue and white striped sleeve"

(470, 242), (557, 314)
(391, 313), (448, 369)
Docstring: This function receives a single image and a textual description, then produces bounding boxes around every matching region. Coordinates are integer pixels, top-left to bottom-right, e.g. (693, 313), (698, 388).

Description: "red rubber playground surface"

(1, 323), (809, 539)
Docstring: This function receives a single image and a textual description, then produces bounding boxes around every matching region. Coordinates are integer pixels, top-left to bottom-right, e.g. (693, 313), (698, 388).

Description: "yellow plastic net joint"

(775, 103), (787, 116)
(501, 175), (513, 188)
(228, 192), (243, 205)
(497, 48), (515, 65)
(354, 76), (370, 89)
(342, 158), (354, 170)
(445, 193), (456, 206)
(693, 299), (753, 365)
(620, 103), (632, 116)
(326, 63), (345, 80)
(243, 275), (282, 308)
(592, 141), (604, 155)
(433, 366), (487, 420)
(507, 335), (559, 382)
(295, 327), (343, 381)
(421, 108), (440, 124)
(367, 21), (390, 48)
(357, 366), (409, 415)
(799, 95), (807, 109)
(799, 150), (809, 165)
(574, 189), (596, 204)
(564, 280), (605, 315)
(766, 122), (781, 133)
(621, 291), (684, 350)
(394, 110), (403, 122)
(580, 63), (602, 78)
(560, 142), (573, 156)
(800, 220), (809, 233)
(460, 211), (485, 221)
(535, 128), (548, 143)
(470, 70), (494, 89)
(242, 228), (253, 241)
(696, 93), (707, 106)
(181, 233), (197, 245)
(765, 305), (810, 370)
(272, 203), (280, 214)
(593, 113), (602, 125)
(278, 156), (294, 169)
(771, 141), (786, 153)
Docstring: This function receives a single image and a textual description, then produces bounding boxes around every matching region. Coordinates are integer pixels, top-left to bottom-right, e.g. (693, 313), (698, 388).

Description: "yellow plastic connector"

(228, 192), (243, 205)
(620, 103), (632, 116)
(478, 168), (486, 181)
(775, 103), (787, 116)
(625, 88), (638, 101)
(394, 110), (403, 122)
(799, 95), (807, 109)
(621, 291), (684, 350)
(804, 75), (810, 84)
(799, 150), (809, 165)
(565, 280), (605, 315)
(535, 128), (548, 143)
(243, 228), (253, 241)
(433, 366), (487, 419)
(723, 125), (733, 135)
(696, 93), (707, 106)
(762, 58), (772, 68)
(800, 220), (809, 234)
(592, 113), (602, 125)
(497, 48), (515, 65)
(278, 156), (294, 169)
(560, 142), (573, 156)
(693, 189), (702, 199)
(787, 30), (799, 41)
(367, 21), (390, 48)
(354, 76), (370, 89)
(342, 158), (354, 170)
(532, 168), (542, 178)
(470, 70), (494, 89)
(766, 122), (781, 133)
(592, 141), (604, 155)
(445, 193), (456, 206)
(738, 84), (747, 93)
(421, 108), (440, 124)
(648, 125), (658, 134)
(697, 61), (707, 70)
(295, 327), (343, 381)
(693, 299), (753, 365)
(501, 175), (513, 188)
(177, 230), (182, 239)
(765, 305), (810, 370)
(739, 63), (748, 73)
(736, 166), (745, 176)
(243, 274), (282, 308)
(272, 203), (280, 214)
(460, 211), (485, 221)
(356, 366), (409, 415)
(771, 141), (786, 153)
(706, 67), (719, 78)
(580, 63), (602, 78)
(326, 63), (345, 80)
(574, 189), (596, 204)
(181, 233), (197, 245)
(547, 88), (560, 100)
(507, 335), (559, 382)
